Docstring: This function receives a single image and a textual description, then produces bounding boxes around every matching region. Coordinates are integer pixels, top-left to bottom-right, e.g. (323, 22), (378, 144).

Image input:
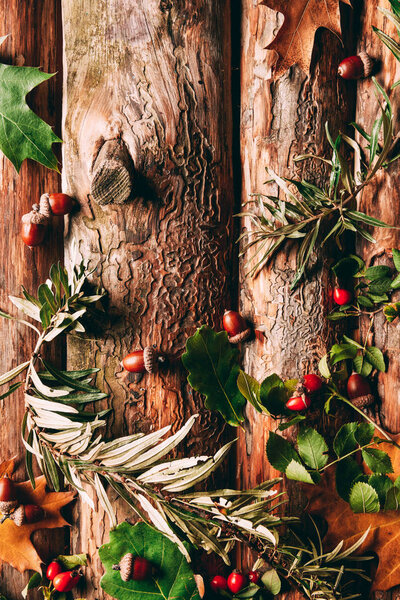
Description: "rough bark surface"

(61, 1), (234, 598)
(237, 1), (355, 596)
(0, 1), (64, 597)
(355, 2), (400, 598)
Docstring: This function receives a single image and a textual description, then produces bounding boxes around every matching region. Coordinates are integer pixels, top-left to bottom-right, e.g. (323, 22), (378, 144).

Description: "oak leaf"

(305, 434), (400, 592)
(260, 0), (352, 78)
(0, 475), (75, 573)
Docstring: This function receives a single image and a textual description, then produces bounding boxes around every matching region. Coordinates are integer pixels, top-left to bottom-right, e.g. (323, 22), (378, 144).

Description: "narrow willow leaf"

(9, 296), (41, 321)
(41, 359), (98, 393)
(30, 365), (70, 397)
(94, 473), (117, 528)
(42, 444), (60, 491)
(0, 361), (29, 386)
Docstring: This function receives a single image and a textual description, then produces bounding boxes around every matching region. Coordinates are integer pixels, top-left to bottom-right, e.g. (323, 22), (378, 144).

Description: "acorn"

(10, 504), (45, 526)
(21, 204), (49, 247)
(347, 373), (374, 408)
(121, 347), (164, 374)
(0, 475), (18, 516)
(338, 52), (373, 80)
(223, 310), (251, 344)
(112, 554), (152, 582)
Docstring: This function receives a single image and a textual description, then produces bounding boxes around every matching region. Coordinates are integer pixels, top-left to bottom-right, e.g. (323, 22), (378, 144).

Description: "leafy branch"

(0, 263), (373, 600)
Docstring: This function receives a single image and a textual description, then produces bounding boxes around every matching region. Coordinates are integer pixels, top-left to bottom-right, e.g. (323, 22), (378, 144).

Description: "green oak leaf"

(99, 522), (200, 600)
(0, 64), (61, 171)
(349, 482), (380, 513)
(297, 426), (328, 470)
(182, 326), (245, 426)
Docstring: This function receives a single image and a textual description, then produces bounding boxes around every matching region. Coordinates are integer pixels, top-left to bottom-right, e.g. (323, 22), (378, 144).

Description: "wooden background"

(0, 0), (399, 598)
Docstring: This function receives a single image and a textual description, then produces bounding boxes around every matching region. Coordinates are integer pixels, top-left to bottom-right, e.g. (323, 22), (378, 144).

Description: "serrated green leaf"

(368, 474), (393, 507)
(391, 273), (400, 289)
(285, 459), (314, 484)
(237, 371), (262, 412)
(99, 522), (200, 600)
(297, 426), (328, 470)
(369, 278), (393, 294)
(353, 355), (373, 377)
(330, 343), (358, 365)
(357, 295), (374, 309)
(349, 482), (380, 513)
(266, 432), (301, 472)
(384, 486), (400, 510)
(259, 374), (288, 417)
(0, 65), (61, 171)
(335, 458), (363, 502)
(355, 423), (375, 446)
(182, 326), (245, 426)
(365, 346), (386, 372)
(333, 423), (358, 457)
(261, 569), (281, 595)
(364, 265), (391, 281)
(362, 448), (393, 474)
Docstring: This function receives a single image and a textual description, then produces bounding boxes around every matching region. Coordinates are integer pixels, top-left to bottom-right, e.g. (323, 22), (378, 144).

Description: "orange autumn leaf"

(305, 434), (400, 592)
(260, 0), (352, 78)
(0, 475), (75, 573)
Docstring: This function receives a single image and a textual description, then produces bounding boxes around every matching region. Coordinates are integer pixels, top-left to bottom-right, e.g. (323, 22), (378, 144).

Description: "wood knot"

(91, 139), (134, 206)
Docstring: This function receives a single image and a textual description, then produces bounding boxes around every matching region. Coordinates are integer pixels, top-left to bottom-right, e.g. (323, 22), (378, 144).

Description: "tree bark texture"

(0, 1), (64, 597)
(237, 1), (356, 597)
(61, 1), (233, 597)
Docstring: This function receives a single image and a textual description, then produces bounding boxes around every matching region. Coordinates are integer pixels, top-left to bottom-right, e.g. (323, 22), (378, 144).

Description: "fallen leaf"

(305, 433), (400, 591)
(0, 457), (16, 478)
(260, 0), (352, 78)
(0, 475), (75, 573)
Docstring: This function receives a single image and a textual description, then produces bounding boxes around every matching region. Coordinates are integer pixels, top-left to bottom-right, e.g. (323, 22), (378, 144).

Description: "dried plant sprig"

(238, 77), (399, 289)
(0, 261), (373, 598)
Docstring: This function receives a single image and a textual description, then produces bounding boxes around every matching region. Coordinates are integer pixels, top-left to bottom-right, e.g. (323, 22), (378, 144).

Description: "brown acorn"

(113, 553), (134, 582)
(347, 373), (374, 408)
(121, 347), (164, 374)
(10, 504), (45, 526)
(338, 52), (373, 80)
(0, 475), (18, 515)
(21, 204), (49, 247)
(223, 310), (251, 344)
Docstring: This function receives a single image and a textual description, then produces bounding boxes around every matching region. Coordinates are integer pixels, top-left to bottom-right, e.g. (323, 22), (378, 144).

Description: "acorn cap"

(21, 205), (49, 226)
(228, 327), (252, 344)
(10, 505), (25, 526)
(0, 499), (18, 514)
(351, 394), (374, 409)
(113, 553), (134, 582)
(359, 51), (373, 77)
(143, 346), (159, 373)
(39, 193), (52, 219)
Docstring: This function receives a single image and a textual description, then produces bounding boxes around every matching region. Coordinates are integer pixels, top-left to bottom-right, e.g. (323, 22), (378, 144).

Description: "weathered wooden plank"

(61, 1), (234, 597)
(355, 2), (400, 598)
(0, 0), (64, 596)
(237, 2), (355, 597)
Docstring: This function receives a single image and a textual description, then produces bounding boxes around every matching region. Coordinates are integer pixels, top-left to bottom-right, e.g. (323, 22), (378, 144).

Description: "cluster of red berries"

(21, 193), (75, 247)
(46, 560), (82, 592)
(0, 475), (44, 526)
(211, 570), (258, 595)
(286, 373), (323, 412)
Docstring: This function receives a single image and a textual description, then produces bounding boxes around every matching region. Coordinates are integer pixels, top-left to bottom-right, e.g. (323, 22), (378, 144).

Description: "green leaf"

(368, 474), (393, 507)
(99, 522), (200, 600)
(57, 554), (87, 569)
(333, 423), (358, 457)
(332, 255), (365, 278)
(369, 278), (393, 294)
(346, 210), (392, 228)
(285, 459), (315, 484)
(357, 295), (374, 309)
(392, 248), (400, 272)
(237, 371), (262, 412)
(365, 346), (386, 372)
(41, 359), (103, 393)
(266, 432), (301, 472)
(391, 273), (400, 289)
(330, 343), (357, 365)
(0, 360), (30, 386)
(349, 482), (380, 513)
(353, 355), (373, 377)
(362, 448), (393, 474)
(182, 326), (245, 426)
(261, 569), (281, 595)
(259, 374), (288, 417)
(297, 426), (328, 470)
(0, 65), (61, 172)
(364, 265), (391, 281)
(335, 458), (363, 502)
(355, 423), (375, 446)
(21, 572), (42, 599)
(318, 354), (331, 378)
(278, 414), (306, 430)
(384, 486), (400, 510)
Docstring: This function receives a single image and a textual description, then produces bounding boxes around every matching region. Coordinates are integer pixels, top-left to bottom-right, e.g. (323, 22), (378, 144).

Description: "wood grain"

(0, 0), (64, 596)
(61, 1), (234, 597)
(237, 2), (356, 597)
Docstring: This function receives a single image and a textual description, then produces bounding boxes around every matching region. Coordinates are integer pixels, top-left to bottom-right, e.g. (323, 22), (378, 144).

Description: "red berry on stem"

(286, 394), (311, 411)
(303, 374), (323, 393)
(333, 287), (352, 306)
(338, 52), (373, 80)
(210, 575), (227, 592)
(53, 571), (81, 592)
(223, 310), (251, 344)
(132, 556), (152, 581)
(227, 571), (247, 594)
(48, 193), (74, 216)
(347, 373), (374, 408)
(248, 570), (260, 584)
(46, 561), (63, 581)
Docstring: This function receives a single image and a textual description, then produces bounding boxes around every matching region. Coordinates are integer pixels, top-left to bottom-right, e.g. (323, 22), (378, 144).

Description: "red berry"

(303, 374), (323, 393)
(0, 476), (17, 502)
(227, 571), (247, 594)
(333, 287), (352, 306)
(46, 561), (63, 581)
(53, 571), (81, 592)
(338, 52), (373, 80)
(21, 222), (46, 247)
(286, 394), (311, 411)
(48, 193), (74, 216)
(248, 570), (260, 584)
(132, 556), (151, 581)
(223, 311), (251, 343)
(210, 575), (227, 592)
(121, 350), (145, 373)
